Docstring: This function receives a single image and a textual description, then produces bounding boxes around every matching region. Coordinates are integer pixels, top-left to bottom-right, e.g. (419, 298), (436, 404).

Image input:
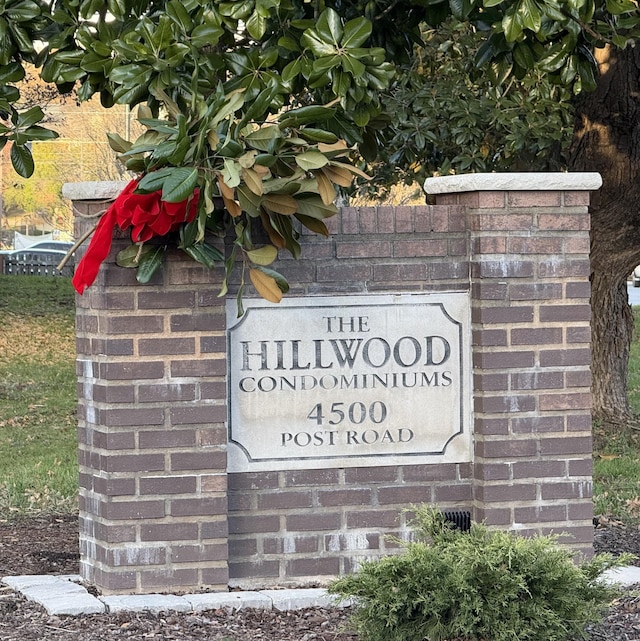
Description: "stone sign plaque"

(226, 293), (471, 472)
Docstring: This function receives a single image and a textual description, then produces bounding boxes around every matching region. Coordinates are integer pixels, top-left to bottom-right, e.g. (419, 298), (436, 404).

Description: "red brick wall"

(71, 179), (594, 594)
(437, 187), (593, 549)
(74, 200), (229, 594)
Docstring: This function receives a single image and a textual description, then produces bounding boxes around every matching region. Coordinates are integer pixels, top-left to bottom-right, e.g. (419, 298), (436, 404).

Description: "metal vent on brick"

(442, 510), (472, 532)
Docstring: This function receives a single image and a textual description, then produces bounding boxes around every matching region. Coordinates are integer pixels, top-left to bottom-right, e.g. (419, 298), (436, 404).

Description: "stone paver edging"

(4, 568), (640, 617)
(1, 575), (348, 616)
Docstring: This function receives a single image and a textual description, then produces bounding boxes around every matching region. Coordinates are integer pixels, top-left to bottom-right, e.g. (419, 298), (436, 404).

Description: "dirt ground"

(0, 514), (640, 640)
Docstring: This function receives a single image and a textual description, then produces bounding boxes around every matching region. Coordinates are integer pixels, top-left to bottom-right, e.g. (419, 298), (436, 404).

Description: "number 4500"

(307, 401), (387, 426)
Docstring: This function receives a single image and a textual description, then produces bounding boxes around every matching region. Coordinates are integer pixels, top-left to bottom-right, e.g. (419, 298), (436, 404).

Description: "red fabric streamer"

(72, 178), (199, 294)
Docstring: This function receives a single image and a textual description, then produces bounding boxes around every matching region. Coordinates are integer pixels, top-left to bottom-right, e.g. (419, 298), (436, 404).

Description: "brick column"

(425, 173), (600, 556)
(64, 182), (229, 595)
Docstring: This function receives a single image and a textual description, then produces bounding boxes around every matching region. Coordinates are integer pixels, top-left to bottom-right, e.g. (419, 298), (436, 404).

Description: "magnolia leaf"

(245, 124), (282, 151)
(295, 213), (330, 236)
(330, 160), (373, 180)
(606, 0), (638, 13)
(298, 128), (339, 144)
(282, 57), (302, 82)
(238, 150), (258, 168)
(258, 266), (289, 293)
(237, 184), (263, 217)
(247, 244), (278, 266)
(316, 7), (343, 44)
(116, 243), (157, 267)
(10, 143), (34, 178)
(513, 42), (536, 70)
(17, 105), (45, 129)
(137, 105), (153, 121)
(270, 213), (301, 259)
(179, 217), (200, 248)
(222, 192), (242, 217)
(300, 30), (337, 57)
(207, 129), (220, 149)
(191, 22), (225, 47)
(315, 171), (337, 205)
(211, 89), (246, 127)
(321, 164), (353, 188)
(260, 212), (287, 249)
(116, 244), (142, 267)
(22, 125), (58, 142)
(136, 246), (165, 283)
(262, 193), (298, 215)
(249, 267), (283, 303)
(247, 11), (267, 39)
(341, 54), (366, 77)
(236, 284), (245, 317)
(242, 166), (264, 195)
(252, 163), (271, 177)
(279, 105), (336, 127)
(183, 242), (224, 269)
(318, 140), (351, 155)
(502, 11), (522, 43)
(518, 0), (542, 32)
(255, 153), (277, 168)
(239, 82), (281, 127)
(295, 150), (330, 171)
(222, 157), (241, 188)
(295, 195), (337, 219)
(106, 132), (132, 153)
(217, 175), (235, 200)
(217, 176), (242, 216)
(261, 170), (305, 193)
(313, 55), (342, 74)
(162, 167), (199, 202)
(137, 118), (178, 135)
(0, 62), (24, 84)
(137, 167), (174, 192)
(341, 16), (372, 48)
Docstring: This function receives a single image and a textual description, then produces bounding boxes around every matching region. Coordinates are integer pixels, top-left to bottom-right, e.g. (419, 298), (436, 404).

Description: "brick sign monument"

(64, 172), (599, 594)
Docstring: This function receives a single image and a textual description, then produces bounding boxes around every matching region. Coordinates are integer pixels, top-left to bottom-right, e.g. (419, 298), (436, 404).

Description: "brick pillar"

(64, 182), (229, 595)
(425, 173), (600, 556)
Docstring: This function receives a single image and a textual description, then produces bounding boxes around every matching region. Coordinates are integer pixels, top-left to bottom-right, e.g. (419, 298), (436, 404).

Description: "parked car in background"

(633, 266), (640, 287)
(0, 240), (73, 255)
(0, 241), (74, 277)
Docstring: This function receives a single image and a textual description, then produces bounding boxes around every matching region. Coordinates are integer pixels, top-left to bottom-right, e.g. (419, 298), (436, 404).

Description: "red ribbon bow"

(72, 178), (199, 294)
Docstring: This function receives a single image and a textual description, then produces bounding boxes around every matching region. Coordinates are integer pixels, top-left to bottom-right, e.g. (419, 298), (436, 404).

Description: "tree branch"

(375, 0), (403, 20)
(560, 8), (611, 44)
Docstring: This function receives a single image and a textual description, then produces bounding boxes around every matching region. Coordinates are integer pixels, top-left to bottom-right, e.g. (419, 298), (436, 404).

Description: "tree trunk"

(569, 44), (640, 426)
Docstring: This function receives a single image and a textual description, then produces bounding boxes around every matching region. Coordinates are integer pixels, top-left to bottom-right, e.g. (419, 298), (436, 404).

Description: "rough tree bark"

(569, 44), (640, 426)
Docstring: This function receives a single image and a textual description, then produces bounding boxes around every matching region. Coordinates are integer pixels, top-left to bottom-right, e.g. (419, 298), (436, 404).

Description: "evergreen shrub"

(329, 507), (630, 641)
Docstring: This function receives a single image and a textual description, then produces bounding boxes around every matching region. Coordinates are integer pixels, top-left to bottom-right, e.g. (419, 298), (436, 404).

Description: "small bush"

(329, 507), (629, 641)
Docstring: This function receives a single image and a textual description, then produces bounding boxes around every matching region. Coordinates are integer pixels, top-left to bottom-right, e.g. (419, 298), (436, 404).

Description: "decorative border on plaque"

(226, 293), (472, 471)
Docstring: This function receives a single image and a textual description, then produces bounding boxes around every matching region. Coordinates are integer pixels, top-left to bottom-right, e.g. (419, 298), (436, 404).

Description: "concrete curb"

(3, 568), (638, 618)
(1, 575), (350, 617)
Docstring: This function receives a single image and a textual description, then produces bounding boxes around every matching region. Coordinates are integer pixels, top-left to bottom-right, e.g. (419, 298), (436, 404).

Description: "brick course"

(72, 175), (594, 594)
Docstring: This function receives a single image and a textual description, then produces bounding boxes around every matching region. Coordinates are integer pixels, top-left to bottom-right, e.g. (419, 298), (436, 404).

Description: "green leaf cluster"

(364, 19), (574, 196)
(110, 89), (369, 299)
(2, 0), (640, 301)
(0, 1), (399, 302)
(329, 506), (632, 641)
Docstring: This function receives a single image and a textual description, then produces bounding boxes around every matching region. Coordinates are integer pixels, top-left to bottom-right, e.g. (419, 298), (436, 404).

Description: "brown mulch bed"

(0, 514), (639, 640)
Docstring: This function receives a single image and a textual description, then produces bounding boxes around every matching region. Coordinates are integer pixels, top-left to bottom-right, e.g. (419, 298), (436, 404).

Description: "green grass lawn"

(0, 275), (78, 518)
(592, 307), (640, 522)
(1, 273), (640, 524)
